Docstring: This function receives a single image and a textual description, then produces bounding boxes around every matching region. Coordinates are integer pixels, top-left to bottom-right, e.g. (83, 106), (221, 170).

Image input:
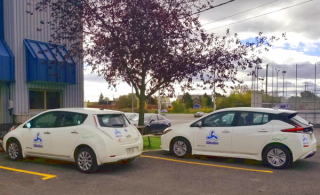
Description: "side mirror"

(26, 122), (31, 129)
(150, 120), (154, 123)
(197, 121), (202, 128)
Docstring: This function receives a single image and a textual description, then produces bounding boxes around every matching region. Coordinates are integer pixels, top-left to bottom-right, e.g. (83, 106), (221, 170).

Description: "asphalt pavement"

(0, 113), (319, 195)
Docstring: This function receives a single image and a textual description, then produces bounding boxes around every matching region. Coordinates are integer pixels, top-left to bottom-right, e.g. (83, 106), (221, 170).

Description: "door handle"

(44, 131), (50, 135)
(258, 130), (269, 132)
(71, 131), (79, 134)
(222, 130), (230, 133)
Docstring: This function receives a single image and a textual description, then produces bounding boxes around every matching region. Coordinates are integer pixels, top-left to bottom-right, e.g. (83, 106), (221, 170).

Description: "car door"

(157, 115), (167, 131)
(232, 112), (273, 155)
(51, 112), (87, 157)
(149, 115), (159, 132)
(193, 111), (235, 153)
(23, 111), (61, 155)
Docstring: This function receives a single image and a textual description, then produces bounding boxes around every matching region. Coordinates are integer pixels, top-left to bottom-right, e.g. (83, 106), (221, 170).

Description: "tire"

(171, 138), (192, 158)
(7, 139), (23, 161)
(263, 145), (292, 169)
(76, 147), (98, 173)
(119, 158), (135, 164)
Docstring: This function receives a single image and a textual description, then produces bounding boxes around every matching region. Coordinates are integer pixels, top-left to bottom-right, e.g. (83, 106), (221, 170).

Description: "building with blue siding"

(0, 0), (84, 124)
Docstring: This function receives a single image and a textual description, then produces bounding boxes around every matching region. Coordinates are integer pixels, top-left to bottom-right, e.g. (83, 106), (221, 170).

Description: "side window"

(28, 112), (60, 128)
(202, 112), (235, 127)
(158, 115), (164, 120)
(151, 115), (158, 121)
(60, 112), (88, 127)
(238, 112), (269, 126)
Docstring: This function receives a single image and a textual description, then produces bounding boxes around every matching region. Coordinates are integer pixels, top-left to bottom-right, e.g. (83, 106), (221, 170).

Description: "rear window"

(97, 114), (129, 127)
(290, 115), (310, 126)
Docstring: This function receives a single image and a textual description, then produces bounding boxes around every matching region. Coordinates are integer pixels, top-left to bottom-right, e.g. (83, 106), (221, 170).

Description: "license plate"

(127, 147), (135, 155)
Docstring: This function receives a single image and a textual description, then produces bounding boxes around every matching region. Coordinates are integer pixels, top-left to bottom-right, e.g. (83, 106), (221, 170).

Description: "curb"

(142, 149), (164, 153)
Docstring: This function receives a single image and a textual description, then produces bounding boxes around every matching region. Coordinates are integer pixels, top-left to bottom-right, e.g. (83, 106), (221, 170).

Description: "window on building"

(29, 90), (61, 110)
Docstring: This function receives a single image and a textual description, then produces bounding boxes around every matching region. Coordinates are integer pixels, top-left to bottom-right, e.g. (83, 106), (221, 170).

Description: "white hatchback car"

(3, 108), (143, 173)
(161, 107), (317, 169)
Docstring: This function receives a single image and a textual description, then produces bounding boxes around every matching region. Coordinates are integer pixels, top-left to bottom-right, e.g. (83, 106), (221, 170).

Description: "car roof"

(42, 108), (124, 115)
(214, 107), (297, 114)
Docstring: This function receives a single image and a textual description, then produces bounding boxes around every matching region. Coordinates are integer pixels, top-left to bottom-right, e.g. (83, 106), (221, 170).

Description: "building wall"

(0, 82), (12, 123)
(2, 0), (84, 123)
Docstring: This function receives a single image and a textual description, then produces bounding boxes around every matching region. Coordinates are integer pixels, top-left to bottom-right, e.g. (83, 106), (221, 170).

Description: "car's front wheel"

(76, 147), (98, 173)
(263, 145), (292, 169)
(171, 138), (191, 158)
(7, 139), (23, 161)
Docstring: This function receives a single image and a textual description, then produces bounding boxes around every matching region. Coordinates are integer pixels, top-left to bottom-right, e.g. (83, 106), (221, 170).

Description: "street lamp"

(275, 68), (280, 104)
(282, 70), (287, 99)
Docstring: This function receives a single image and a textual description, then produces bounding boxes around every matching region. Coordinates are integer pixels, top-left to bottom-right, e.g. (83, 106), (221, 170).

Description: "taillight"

(281, 125), (304, 133)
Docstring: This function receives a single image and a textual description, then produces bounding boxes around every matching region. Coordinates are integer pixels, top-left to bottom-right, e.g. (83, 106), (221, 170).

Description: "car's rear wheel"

(76, 147), (98, 173)
(263, 145), (292, 169)
(119, 158), (135, 164)
(171, 138), (191, 158)
(144, 127), (151, 135)
(7, 139), (23, 161)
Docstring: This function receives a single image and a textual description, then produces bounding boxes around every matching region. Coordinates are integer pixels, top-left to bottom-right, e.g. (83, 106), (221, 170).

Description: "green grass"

(317, 145), (320, 148)
(143, 136), (161, 150)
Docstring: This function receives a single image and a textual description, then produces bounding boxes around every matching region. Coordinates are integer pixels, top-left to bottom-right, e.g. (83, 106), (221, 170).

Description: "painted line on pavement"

(141, 155), (273, 174)
(0, 165), (57, 180)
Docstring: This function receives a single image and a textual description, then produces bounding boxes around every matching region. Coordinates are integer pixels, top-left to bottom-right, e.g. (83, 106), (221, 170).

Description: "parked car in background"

(124, 113), (139, 120)
(194, 112), (205, 117)
(130, 114), (171, 134)
(161, 107), (317, 169)
(3, 108), (143, 173)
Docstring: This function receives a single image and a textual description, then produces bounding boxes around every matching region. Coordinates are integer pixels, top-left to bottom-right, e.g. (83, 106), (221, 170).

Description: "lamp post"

(282, 70), (287, 100)
(275, 68), (280, 104)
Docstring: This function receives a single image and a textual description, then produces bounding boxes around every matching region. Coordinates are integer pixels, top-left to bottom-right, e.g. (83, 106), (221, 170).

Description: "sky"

(84, 0), (320, 102)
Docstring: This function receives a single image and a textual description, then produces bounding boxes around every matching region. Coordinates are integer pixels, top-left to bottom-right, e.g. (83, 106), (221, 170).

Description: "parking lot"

(0, 114), (320, 195)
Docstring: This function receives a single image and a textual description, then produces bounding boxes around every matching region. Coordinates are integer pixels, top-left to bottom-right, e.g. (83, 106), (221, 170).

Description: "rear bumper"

(304, 150), (316, 159)
(96, 137), (143, 165)
(297, 139), (317, 160)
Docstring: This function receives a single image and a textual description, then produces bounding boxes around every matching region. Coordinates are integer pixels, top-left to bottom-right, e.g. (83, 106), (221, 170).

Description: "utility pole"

(158, 90), (161, 114)
(276, 69), (280, 105)
(282, 70), (287, 100)
(266, 64), (269, 105)
(256, 67), (259, 107)
(272, 66), (274, 107)
(314, 63), (316, 123)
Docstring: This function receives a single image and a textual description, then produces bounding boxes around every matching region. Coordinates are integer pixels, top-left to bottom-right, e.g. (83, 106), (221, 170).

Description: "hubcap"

(267, 148), (286, 167)
(8, 143), (19, 159)
(78, 151), (93, 171)
(173, 141), (187, 156)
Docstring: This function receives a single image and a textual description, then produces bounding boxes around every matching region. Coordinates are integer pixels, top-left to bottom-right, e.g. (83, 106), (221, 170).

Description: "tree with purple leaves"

(31, 0), (283, 126)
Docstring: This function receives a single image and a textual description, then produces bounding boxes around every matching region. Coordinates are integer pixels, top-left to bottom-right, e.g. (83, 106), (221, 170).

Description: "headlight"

(163, 128), (172, 134)
(9, 125), (18, 132)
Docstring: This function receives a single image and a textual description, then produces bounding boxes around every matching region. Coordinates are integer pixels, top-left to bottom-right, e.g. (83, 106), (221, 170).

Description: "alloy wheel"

(173, 141), (187, 156)
(78, 151), (93, 171)
(267, 148), (287, 167)
(8, 142), (19, 159)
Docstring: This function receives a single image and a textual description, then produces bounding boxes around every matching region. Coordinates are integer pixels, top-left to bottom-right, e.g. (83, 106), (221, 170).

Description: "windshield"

(128, 114), (138, 120)
(97, 114), (129, 127)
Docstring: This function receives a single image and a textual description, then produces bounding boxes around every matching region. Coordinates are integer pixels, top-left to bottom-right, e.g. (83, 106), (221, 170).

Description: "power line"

(205, 0), (314, 31)
(190, 0), (236, 16)
(201, 0), (279, 26)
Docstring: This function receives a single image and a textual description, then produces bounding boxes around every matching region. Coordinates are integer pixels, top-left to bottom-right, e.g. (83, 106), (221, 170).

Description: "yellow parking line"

(141, 155), (273, 174)
(0, 165), (57, 180)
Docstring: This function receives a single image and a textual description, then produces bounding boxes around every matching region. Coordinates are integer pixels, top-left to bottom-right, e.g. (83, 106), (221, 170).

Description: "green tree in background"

(182, 93), (193, 109)
(98, 93), (104, 105)
(117, 95), (130, 109)
(203, 93), (213, 108)
(172, 100), (187, 113)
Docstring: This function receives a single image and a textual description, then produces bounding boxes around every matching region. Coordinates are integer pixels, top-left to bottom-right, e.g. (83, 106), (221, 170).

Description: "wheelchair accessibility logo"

(114, 129), (123, 137)
(33, 132), (43, 148)
(206, 130), (219, 145)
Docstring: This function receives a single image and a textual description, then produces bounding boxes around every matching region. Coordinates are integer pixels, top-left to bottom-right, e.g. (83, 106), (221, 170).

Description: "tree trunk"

(138, 94), (146, 127)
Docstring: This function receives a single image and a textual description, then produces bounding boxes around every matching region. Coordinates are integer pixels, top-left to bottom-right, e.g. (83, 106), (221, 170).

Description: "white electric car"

(161, 107), (317, 169)
(3, 108), (143, 173)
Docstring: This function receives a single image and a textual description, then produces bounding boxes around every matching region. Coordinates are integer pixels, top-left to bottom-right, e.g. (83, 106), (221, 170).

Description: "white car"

(3, 108), (143, 173)
(161, 107), (317, 169)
